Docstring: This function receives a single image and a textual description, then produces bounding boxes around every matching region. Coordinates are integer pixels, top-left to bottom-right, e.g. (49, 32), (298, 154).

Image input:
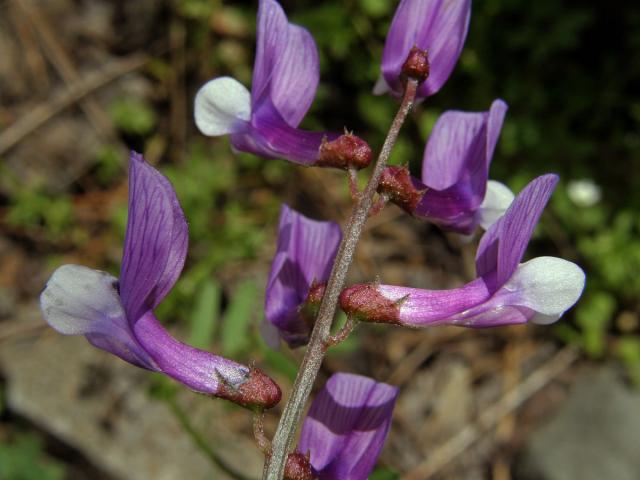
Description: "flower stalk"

(263, 78), (419, 479)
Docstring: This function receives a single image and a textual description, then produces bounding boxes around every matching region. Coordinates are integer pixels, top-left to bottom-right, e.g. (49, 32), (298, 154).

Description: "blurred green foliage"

(0, 435), (64, 480)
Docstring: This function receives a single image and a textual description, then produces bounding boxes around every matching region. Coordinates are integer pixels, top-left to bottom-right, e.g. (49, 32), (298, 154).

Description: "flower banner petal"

(270, 24), (320, 127)
(476, 174), (558, 288)
(252, 0), (289, 109)
(265, 204), (341, 347)
(119, 152), (189, 322)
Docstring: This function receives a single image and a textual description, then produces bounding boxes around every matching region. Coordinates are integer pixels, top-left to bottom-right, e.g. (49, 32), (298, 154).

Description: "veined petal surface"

(476, 174), (558, 289)
(299, 373), (399, 480)
(252, 0), (319, 127)
(119, 152), (188, 322)
(265, 204), (341, 347)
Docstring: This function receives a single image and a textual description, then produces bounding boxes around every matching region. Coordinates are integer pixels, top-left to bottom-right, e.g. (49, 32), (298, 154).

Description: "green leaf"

(188, 279), (221, 349)
(221, 280), (258, 356)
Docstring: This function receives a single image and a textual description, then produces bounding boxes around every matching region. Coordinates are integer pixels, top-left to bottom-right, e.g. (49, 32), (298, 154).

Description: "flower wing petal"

(477, 180), (515, 229)
(40, 264), (154, 368)
(194, 77), (252, 136)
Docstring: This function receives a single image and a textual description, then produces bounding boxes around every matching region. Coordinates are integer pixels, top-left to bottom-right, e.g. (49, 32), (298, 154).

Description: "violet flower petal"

(40, 264), (155, 368)
(134, 311), (251, 392)
(379, 0), (471, 99)
(422, 99), (507, 195)
(253, 0), (320, 127)
(230, 101), (338, 166)
(299, 373), (399, 480)
(411, 99), (508, 233)
(476, 174), (558, 289)
(265, 204), (341, 347)
(195, 0), (342, 166)
(119, 152), (188, 322)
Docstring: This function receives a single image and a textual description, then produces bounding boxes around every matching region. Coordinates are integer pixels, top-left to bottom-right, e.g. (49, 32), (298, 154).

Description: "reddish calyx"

(339, 284), (401, 324)
(377, 165), (424, 214)
(218, 366), (282, 410)
(317, 133), (372, 170)
(402, 45), (430, 83)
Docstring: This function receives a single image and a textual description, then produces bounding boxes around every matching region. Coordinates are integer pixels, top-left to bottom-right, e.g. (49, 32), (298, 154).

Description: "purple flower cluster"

(39, 0), (586, 478)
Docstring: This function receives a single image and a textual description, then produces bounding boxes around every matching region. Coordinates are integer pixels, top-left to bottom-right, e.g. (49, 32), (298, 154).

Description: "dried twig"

(0, 53), (148, 155)
(401, 346), (579, 480)
(15, 0), (117, 138)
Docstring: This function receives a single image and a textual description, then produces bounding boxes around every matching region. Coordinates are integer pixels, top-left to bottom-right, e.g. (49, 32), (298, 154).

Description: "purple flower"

(378, 99), (512, 234)
(40, 152), (281, 409)
(375, 0), (471, 99)
(297, 373), (399, 480)
(342, 174), (585, 327)
(195, 0), (347, 167)
(263, 205), (342, 348)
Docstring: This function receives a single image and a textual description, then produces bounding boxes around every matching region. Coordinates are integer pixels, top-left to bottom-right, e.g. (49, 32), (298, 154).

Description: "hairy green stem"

(263, 79), (419, 479)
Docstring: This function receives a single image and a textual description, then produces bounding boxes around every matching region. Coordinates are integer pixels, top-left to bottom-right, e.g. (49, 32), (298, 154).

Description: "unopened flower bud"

(284, 451), (316, 480)
(317, 133), (372, 170)
(377, 166), (425, 214)
(218, 366), (282, 410)
(402, 46), (430, 83)
(339, 284), (401, 324)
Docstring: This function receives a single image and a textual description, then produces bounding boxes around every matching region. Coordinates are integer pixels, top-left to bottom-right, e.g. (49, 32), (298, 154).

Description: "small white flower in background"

(567, 179), (602, 207)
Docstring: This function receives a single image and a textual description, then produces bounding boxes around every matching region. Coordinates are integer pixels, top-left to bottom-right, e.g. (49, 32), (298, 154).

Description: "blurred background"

(1, 0), (639, 479)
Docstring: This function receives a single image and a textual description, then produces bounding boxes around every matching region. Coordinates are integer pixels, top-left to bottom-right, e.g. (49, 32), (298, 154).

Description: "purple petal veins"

(298, 373), (399, 480)
(265, 205), (342, 347)
(41, 152), (281, 408)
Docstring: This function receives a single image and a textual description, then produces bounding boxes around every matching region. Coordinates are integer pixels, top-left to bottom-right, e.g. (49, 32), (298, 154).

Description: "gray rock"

(0, 330), (263, 480)
(517, 368), (640, 480)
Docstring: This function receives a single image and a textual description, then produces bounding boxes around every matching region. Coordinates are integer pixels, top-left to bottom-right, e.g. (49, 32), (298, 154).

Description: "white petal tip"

(372, 75), (390, 96)
(40, 264), (124, 335)
(194, 77), (251, 136)
(478, 180), (515, 229)
(509, 257), (586, 320)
